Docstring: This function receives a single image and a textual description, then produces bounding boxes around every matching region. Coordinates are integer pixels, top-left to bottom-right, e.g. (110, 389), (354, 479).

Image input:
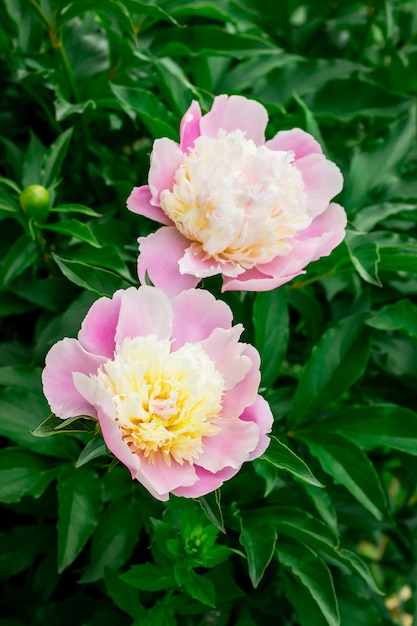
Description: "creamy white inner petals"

(160, 129), (310, 270)
(92, 335), (224, 465)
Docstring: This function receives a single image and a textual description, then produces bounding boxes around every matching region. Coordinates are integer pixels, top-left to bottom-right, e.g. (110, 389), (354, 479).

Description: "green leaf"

(281, 569), (336, 626)
(242, 505), (338, 548)
(310, 76), (412, 121)
(0, 525), (52, 579)
(367, 299), (417, 338)
(52, 254), (129, 296)
(253, 288), (289, 386)
(52, 203), (102, 217)
(0, 365), (42, 393)
(0, 235), (38, 286)
(11, 276), (77, 312)
(300, 481), (338, 536)
(81, 496), (142, 582)
(345, 105), (416, 211)
(239, 516), (277, 588)
(54, 94), (97, 122)
(75, 436), (108, 468)
(57, 465), (103, 572)
(325, 404), (417, 455)
(22, 132), (45, 188)
(121, 563), (176, 592)
(32, 413), (96, 437)
(332, 548), (382, 595)
(353, 202), (417, 232)
(378, 245), (417, 274)
(0, 388), (79, 459)
(110, 84), (178, 140)
(277, 540), (340, 626)
(151, 25), (282, 58)
(0, 447), (57, 503)
(0, 175), (21, 194)
(43, 219), (101, 247)
(288, 313), (372, 428)
(299, 432), (390, 521)
(261, 435), (323, 487)
(347, 241), (381, 287)
(104, 568), (145, 621)
(197, 489), (225, 533)
(182, 570), (216, 607)
(41, 128), (73, 189)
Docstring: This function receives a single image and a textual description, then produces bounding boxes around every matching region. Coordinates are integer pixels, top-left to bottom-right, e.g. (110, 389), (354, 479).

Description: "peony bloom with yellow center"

(127, 94), (346, 295)
(42, 286), (273, 501)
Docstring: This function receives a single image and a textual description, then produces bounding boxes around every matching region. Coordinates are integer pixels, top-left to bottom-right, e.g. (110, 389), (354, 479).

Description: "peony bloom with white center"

(127, 94), (346, 295)
(42, 286), (273, 501)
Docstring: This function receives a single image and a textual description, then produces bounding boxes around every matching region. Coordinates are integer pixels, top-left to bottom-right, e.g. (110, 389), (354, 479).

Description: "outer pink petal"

(296, 202), (347, 258)
(266, 128), (322, 159)
(138, 228), (200, 296)
(222, 268), (302, 292)
(180, 100), (202, 152)
(170, 289), (233, 349)
(78, 291), (122, 358)
(200, 94), (268, 145)
(114, 286), (173, 346)
(240, 395), (274, 460)
(42, 338), (106, 419)
(172, 465), (238, 498)
(148, 138), (183, 205)
(74, 374), (168, 501)
(179, 244), (244, 278)
(198, 325), (252, 390)
(296, 153), (343, 218)
(222, 203), (347, 292)
(138, 454), (198, 498)
(196, 417), (259, 473)
(126, 185), (172, 225)
(220, 344), (261, 417)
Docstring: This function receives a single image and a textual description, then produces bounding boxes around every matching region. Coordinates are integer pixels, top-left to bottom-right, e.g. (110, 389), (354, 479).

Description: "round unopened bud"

(19, 185), (50, 222)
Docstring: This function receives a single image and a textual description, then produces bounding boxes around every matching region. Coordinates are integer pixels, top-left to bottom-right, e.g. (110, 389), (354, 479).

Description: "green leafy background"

(1, 1), (417, 624)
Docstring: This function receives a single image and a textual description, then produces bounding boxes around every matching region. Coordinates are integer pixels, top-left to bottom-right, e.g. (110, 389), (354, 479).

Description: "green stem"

(28, 0), (50, 29)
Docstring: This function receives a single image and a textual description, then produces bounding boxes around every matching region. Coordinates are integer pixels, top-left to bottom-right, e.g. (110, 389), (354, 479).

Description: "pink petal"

(198, 326), (252, 390)
(180, 100), (202, 152)
(296, 153), (343, 218)
(179, 244), (244, 278)
(126, 185), (172, 225)
(297, 202), (347, 258)
(114, 286), (173, 346)
(266, 128), (322, 159)
(222, 203), (346, 292)
(200, 94), (268, 144)
(78, 291), (122, 358)
(172, 465), (238, 498)
(240, 395), (274, 460)
(148, 138), (184, 205)
(170, 289), (233, 349)
(74, 374), (169, 501)
(220, 344), (261, 416)
(196, 417), (259, 473)
(42, 338), (106, 419)
(222, 270), (302, 292)
(138, 228), (200, 297)
(138, 454), (198, 498)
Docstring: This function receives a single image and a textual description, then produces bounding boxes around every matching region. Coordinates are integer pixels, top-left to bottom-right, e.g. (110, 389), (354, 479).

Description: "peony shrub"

(42, 286), (273, 501)
(127, 94), (347, 295)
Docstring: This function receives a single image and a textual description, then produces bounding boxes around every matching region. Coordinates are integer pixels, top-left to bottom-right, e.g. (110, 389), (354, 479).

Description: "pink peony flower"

(42, 286), (273, 501)
(127, 94), (346, 295)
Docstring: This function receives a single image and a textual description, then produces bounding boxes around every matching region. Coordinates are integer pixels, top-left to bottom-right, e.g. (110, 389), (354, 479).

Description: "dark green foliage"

(1, 0), (417, 624)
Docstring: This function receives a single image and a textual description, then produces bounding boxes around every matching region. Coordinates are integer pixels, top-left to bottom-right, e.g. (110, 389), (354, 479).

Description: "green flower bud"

(19, 185), (50, 222)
